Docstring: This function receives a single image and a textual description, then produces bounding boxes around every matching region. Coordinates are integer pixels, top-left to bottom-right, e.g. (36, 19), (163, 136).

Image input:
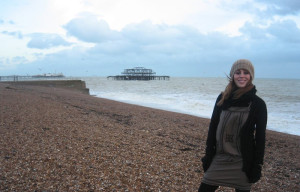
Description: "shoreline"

(92, 95), (300, 137)
(1, 83), (299, 191)
(85, 76), (300, 137)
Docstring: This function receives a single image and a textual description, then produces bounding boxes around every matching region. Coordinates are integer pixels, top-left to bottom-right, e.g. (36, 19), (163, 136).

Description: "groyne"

(1, 80), (89, 94)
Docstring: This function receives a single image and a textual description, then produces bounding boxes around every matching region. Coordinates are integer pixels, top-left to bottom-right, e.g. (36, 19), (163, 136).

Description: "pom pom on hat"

(230, 59), (254, 79)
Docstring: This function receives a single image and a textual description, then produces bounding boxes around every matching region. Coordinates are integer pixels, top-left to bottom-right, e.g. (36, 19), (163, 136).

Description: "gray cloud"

(64, 15), (121, 43)
(9, 20), (15, 24)
(240, 19), (300, 43)
(267, 20), (300, 43)
(0, 19), (15, 25)
(122, 21), (188, 45)
(27, 33), (72, 49)
(2, 30), (23, 39)
(255, 0), (300, 15)
(3, 16), (300, 78)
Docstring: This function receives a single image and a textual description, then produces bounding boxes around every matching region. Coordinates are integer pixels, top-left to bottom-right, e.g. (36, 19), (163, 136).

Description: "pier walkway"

(0, 75), (65, 82)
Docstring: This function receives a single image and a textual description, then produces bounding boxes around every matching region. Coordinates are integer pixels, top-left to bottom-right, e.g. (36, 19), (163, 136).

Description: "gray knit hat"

(230, 59), (254, 79)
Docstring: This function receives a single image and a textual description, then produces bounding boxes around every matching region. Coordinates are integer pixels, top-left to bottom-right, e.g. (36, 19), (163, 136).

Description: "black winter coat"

(201, 87), (267, 183)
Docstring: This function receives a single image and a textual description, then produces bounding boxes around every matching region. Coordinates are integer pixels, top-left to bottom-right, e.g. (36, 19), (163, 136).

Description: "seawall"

(1, 80), (89, 94)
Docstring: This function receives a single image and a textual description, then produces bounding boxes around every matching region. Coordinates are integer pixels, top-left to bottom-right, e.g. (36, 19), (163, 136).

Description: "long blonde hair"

(217, 76), (254, 106)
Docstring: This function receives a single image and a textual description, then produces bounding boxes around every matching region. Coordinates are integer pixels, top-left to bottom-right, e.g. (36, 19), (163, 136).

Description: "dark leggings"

(198, 182), (250, 192)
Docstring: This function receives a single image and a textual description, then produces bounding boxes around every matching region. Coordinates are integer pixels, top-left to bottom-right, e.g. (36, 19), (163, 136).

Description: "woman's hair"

(217, 76), (254, 106)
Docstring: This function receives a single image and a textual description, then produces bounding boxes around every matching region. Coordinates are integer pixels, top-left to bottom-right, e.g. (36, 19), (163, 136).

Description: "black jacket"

(201, 87), (267, 183)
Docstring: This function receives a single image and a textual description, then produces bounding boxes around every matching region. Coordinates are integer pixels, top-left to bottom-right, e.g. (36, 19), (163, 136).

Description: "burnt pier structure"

(107, 67), (170, 80)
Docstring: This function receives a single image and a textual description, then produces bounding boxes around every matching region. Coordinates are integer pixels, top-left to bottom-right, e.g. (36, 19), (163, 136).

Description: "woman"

(198, 59), (267, 192)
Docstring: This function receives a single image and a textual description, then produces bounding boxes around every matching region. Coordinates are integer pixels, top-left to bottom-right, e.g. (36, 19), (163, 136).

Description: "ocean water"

(81, 77), (300, 136)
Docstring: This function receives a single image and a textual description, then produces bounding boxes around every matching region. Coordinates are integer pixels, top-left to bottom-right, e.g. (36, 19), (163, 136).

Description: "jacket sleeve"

(201, 94), (222, 172)
(248, 97), (268, 183)
(254, 98), (267, 165)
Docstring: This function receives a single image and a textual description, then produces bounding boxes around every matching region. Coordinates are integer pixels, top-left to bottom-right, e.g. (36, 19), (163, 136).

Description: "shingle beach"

(0, 82), (299, 192)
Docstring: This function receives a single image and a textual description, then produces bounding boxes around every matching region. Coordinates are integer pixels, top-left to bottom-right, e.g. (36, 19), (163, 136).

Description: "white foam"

(86, 77), (300, 136)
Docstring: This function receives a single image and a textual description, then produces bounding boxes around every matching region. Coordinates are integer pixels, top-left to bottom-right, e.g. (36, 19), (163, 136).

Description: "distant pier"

(0, 73), (65, 82)
(107, 67), (170, 81)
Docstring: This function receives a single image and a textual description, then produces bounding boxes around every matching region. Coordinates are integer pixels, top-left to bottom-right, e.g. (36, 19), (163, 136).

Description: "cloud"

(2, 16), (300, 78)
(239, 22), (268, 39)
(122, 21), (187, 45)
(11, 56), (28, 64)
(2, 30), (73, 49)
(64, 14), (121, 43)
(237, 19), (300, 78)
(0, 56), (29, 71)
(267, 20), (300, 43)
(2, 30), (23, 39)
(255, 0), (300, 15)
(240, 19), (300, 43)
(0, 19), (16, 25)
(65, 19), (300, 78)
(27, 33), (72, 49)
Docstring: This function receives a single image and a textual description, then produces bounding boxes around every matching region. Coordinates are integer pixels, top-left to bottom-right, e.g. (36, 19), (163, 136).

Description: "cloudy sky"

(0, 0), (300, 78)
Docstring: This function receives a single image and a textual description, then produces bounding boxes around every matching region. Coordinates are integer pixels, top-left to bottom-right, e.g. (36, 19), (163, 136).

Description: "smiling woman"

(199, 59), (267, 192)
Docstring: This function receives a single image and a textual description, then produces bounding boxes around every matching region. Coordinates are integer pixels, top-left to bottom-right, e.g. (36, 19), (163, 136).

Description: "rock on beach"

(0, 82), (299, 191)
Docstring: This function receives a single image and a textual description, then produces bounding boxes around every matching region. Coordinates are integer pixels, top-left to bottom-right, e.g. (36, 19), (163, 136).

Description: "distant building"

(107, 67), (170, 80)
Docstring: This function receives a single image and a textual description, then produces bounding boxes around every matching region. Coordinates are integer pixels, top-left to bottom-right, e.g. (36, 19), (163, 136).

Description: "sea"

(80, 77), (300, 136)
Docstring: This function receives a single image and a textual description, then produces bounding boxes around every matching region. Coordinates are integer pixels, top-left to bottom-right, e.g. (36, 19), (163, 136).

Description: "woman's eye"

(244, 71), (249, 74)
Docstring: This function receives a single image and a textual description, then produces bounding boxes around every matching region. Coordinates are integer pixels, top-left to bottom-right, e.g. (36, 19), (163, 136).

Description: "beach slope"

(0, 83), (299, 191)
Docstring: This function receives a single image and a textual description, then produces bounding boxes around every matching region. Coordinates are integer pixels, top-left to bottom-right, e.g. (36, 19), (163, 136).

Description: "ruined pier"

(107, 67), (170, 81)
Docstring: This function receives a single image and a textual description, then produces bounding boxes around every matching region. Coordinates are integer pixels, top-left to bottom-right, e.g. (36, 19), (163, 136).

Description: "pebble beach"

(0, 82), (299, 192)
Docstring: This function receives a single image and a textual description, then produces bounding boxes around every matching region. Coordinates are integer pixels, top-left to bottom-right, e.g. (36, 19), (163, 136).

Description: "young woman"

(198, 59), (267, 192)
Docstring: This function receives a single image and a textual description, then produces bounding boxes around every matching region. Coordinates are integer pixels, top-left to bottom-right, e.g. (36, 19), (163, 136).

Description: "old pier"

(0, 73), (65, 82)
(107, 67), (170, 80)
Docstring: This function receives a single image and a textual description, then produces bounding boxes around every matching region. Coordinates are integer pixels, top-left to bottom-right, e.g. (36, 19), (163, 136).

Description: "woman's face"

(233, 69), (251, 88)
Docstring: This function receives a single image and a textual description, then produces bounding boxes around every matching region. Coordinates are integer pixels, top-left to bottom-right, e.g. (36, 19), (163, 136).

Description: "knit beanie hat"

(230, 59), (254, 80)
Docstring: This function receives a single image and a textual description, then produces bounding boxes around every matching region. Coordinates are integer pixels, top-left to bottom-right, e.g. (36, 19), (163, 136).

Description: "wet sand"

(0, 83), (299, 191)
